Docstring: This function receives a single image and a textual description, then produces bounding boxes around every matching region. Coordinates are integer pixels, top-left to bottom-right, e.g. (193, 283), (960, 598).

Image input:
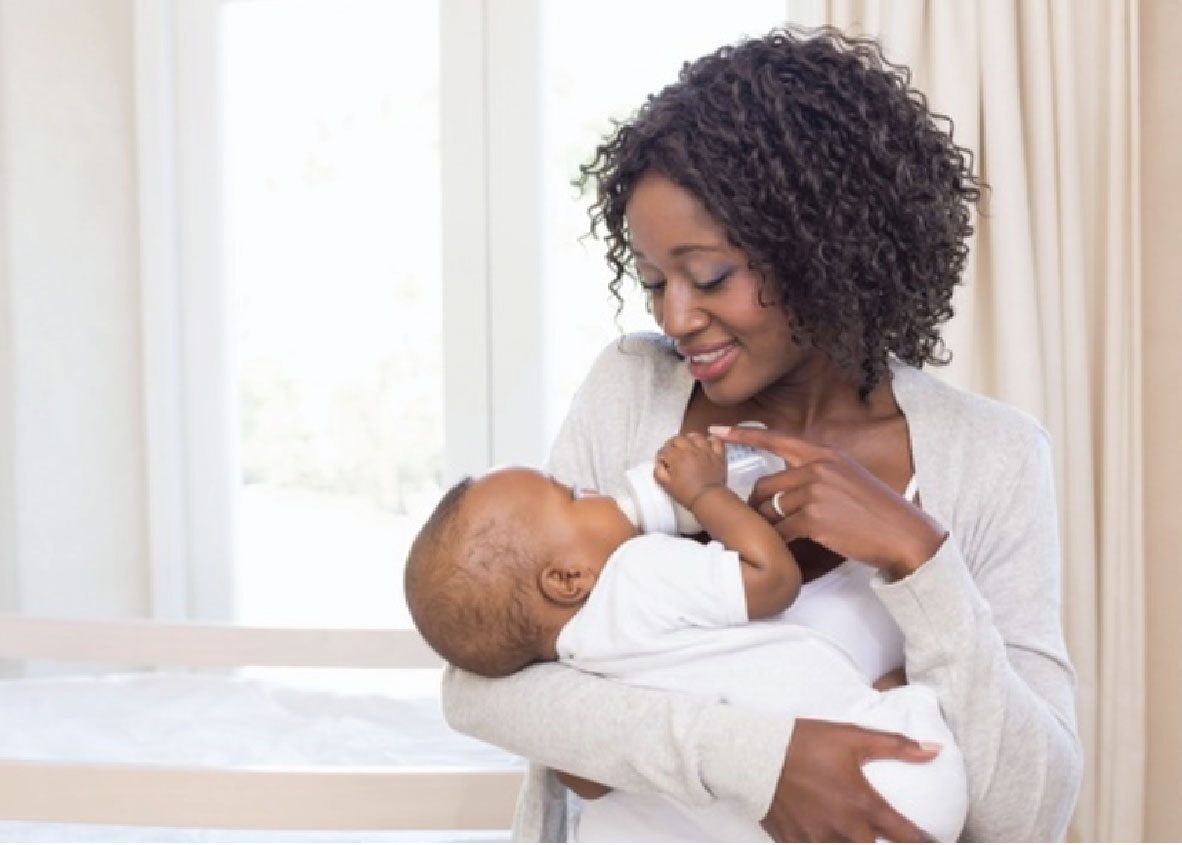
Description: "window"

(157, 0), (820, 631)
(220, 0), (441, 629)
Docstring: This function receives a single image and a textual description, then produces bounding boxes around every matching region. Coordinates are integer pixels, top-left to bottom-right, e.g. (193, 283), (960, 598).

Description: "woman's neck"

(749, 354), (886, 433)
(681, 355), (900, 444)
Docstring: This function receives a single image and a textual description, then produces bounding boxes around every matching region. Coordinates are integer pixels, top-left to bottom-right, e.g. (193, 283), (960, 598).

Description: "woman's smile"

(680, 340), (741, 382)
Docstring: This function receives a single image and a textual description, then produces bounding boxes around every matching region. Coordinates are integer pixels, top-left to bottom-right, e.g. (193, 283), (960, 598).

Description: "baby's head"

(404, 467), (635, 677)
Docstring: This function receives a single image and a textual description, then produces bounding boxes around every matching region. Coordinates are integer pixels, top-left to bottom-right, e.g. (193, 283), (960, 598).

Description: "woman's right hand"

(761, 719), (939, 842)
(710, 426), (945, 580)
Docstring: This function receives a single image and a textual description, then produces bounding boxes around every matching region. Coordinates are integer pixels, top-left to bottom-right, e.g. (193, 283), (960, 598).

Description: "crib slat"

(0, 760), (522, 830)
(0, 615), (443, 668)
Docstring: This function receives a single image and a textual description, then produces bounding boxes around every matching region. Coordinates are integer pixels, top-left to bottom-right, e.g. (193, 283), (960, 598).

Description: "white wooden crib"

(0, 615), (523, 839)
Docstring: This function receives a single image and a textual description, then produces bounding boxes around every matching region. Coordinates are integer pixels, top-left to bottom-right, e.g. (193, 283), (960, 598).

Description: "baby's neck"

(535, 597), (589, 663)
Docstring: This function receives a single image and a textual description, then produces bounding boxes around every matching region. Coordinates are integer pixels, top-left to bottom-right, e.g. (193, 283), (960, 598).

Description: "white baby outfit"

(557, 530), (968, 843)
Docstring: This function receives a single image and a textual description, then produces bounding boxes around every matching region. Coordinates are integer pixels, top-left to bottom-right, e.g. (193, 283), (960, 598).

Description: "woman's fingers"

(875, 807), (938, 843)
(709, 423), (828, 466)
(759, 480), (837, 545)
(858, 731), (941, 842)
(860, 729), (943, 764)
(761, 719), (941, 842)
(749, 454), (855, 509)
(760, 484), (809, 521)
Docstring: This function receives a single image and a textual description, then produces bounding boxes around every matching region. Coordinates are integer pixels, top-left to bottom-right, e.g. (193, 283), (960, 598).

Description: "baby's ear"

(538, 563), (593, 606)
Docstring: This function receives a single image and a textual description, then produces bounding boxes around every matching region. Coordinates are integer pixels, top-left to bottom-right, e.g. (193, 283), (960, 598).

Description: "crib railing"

(0, 614), (442, 668)
(0, 614), (523, 831)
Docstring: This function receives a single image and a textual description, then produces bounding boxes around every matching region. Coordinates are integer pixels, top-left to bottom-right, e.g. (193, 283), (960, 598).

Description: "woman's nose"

(657, 282), (709, 339)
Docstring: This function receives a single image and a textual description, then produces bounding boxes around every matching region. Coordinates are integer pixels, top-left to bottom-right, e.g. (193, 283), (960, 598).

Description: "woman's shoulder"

(891, 363), (1056, 529)
(892, 362), (1048, 449)
(577, 331), (687, 398)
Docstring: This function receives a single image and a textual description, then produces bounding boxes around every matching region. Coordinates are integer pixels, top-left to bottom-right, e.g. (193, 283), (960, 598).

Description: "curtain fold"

(820, 1), (1144, 840)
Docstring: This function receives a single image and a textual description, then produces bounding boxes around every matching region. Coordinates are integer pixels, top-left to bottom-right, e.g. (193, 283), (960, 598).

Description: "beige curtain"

(821, 1), (1144, 840)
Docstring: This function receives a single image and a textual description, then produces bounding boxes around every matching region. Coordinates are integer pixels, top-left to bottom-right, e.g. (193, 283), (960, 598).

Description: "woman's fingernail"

(707, 425), (731, 436)
(917, 741), (943, 753)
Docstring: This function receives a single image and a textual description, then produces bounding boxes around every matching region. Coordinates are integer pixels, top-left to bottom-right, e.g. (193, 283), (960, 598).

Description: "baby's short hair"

(404, 477), (541, 677)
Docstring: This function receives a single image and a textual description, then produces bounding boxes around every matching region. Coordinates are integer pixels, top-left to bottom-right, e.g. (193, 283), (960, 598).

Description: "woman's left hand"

(710, 425), (946, 580)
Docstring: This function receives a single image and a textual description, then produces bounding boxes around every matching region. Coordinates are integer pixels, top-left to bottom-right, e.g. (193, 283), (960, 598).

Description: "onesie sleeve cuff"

(697, 704), (795, 820)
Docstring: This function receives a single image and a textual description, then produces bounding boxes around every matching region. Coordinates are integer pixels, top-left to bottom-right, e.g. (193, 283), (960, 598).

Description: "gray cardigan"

(442, 333), (1081, 842)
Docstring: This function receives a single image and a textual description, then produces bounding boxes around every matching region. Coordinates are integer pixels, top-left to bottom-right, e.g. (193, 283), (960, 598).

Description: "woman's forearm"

(877, 538), (1081, 841)
(441, 660), (795, 819)
(874, 430), (1081, 841)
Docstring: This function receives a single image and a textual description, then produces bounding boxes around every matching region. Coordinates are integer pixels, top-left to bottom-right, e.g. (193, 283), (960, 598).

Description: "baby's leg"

(849, 684), (968, 843)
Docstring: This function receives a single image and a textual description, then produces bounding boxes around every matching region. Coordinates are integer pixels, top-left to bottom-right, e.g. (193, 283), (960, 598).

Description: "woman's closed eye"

(637, 269), (733, 294)
(695, 269), (733, 291)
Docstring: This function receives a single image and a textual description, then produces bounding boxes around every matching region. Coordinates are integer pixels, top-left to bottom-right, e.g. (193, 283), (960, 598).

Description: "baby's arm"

(654, 433), (801, 618)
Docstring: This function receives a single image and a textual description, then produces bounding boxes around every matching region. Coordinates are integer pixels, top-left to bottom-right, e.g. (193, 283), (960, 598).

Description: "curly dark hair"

(578, 25), (984, 394)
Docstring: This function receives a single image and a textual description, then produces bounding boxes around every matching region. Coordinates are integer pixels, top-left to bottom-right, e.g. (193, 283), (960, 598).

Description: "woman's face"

(625, 172), (804, 406)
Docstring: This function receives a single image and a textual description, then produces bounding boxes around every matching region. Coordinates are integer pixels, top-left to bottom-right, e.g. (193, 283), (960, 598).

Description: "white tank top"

(774, 475), (916, 681)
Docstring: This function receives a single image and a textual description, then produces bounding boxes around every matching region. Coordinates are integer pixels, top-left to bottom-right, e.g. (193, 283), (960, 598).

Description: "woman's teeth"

(691, 346), (732, 364)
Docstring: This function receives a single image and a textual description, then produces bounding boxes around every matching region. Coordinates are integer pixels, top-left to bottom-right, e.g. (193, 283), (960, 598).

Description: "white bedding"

(0, 671), (521, 842)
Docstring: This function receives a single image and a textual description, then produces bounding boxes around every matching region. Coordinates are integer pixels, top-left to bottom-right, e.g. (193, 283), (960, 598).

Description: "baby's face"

(464, 468), (637, 572)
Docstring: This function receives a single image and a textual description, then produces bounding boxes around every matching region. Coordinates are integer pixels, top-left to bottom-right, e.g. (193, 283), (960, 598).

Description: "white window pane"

(221, 0), (441, 629)
(540, 1), (791, 444)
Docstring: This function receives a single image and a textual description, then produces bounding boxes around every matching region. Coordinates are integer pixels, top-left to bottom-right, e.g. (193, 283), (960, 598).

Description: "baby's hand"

(654, 433), (727, 508)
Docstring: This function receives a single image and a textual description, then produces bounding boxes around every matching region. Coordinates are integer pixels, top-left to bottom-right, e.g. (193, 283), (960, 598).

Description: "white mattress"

(0, 671), (521, 842)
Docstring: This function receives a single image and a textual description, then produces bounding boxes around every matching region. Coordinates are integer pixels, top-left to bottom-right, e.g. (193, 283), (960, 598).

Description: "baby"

(405, 432), (967, 842)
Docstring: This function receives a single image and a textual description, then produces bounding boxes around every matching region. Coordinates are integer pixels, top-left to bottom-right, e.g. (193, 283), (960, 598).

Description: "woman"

(443, 26), (1081, 842)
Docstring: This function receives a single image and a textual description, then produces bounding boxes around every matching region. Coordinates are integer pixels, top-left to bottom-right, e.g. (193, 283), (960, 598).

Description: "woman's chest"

(675, 390), (917, 582)
(777, 561), (905, 680)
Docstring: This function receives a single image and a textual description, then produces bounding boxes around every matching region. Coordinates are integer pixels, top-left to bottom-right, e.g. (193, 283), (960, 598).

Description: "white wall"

(0, 0), (147, 618)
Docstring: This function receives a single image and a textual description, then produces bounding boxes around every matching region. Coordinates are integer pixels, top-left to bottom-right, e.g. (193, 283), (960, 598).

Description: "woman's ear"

(538, 563), (594, 607)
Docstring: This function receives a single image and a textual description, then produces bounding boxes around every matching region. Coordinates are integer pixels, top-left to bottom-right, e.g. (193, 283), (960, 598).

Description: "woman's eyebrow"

(633, 243), (728, 260)
(670, 244), (727, 257)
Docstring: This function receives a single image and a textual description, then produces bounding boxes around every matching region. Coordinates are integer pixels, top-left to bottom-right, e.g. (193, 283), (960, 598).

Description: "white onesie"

(556, 531), (968, 843)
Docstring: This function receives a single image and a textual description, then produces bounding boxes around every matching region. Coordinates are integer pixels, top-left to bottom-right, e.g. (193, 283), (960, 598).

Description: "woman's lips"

(684, 342), (740, 382)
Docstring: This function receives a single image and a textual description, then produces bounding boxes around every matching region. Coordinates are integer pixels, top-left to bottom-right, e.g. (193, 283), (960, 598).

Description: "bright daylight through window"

(220, 0), (810, 647)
